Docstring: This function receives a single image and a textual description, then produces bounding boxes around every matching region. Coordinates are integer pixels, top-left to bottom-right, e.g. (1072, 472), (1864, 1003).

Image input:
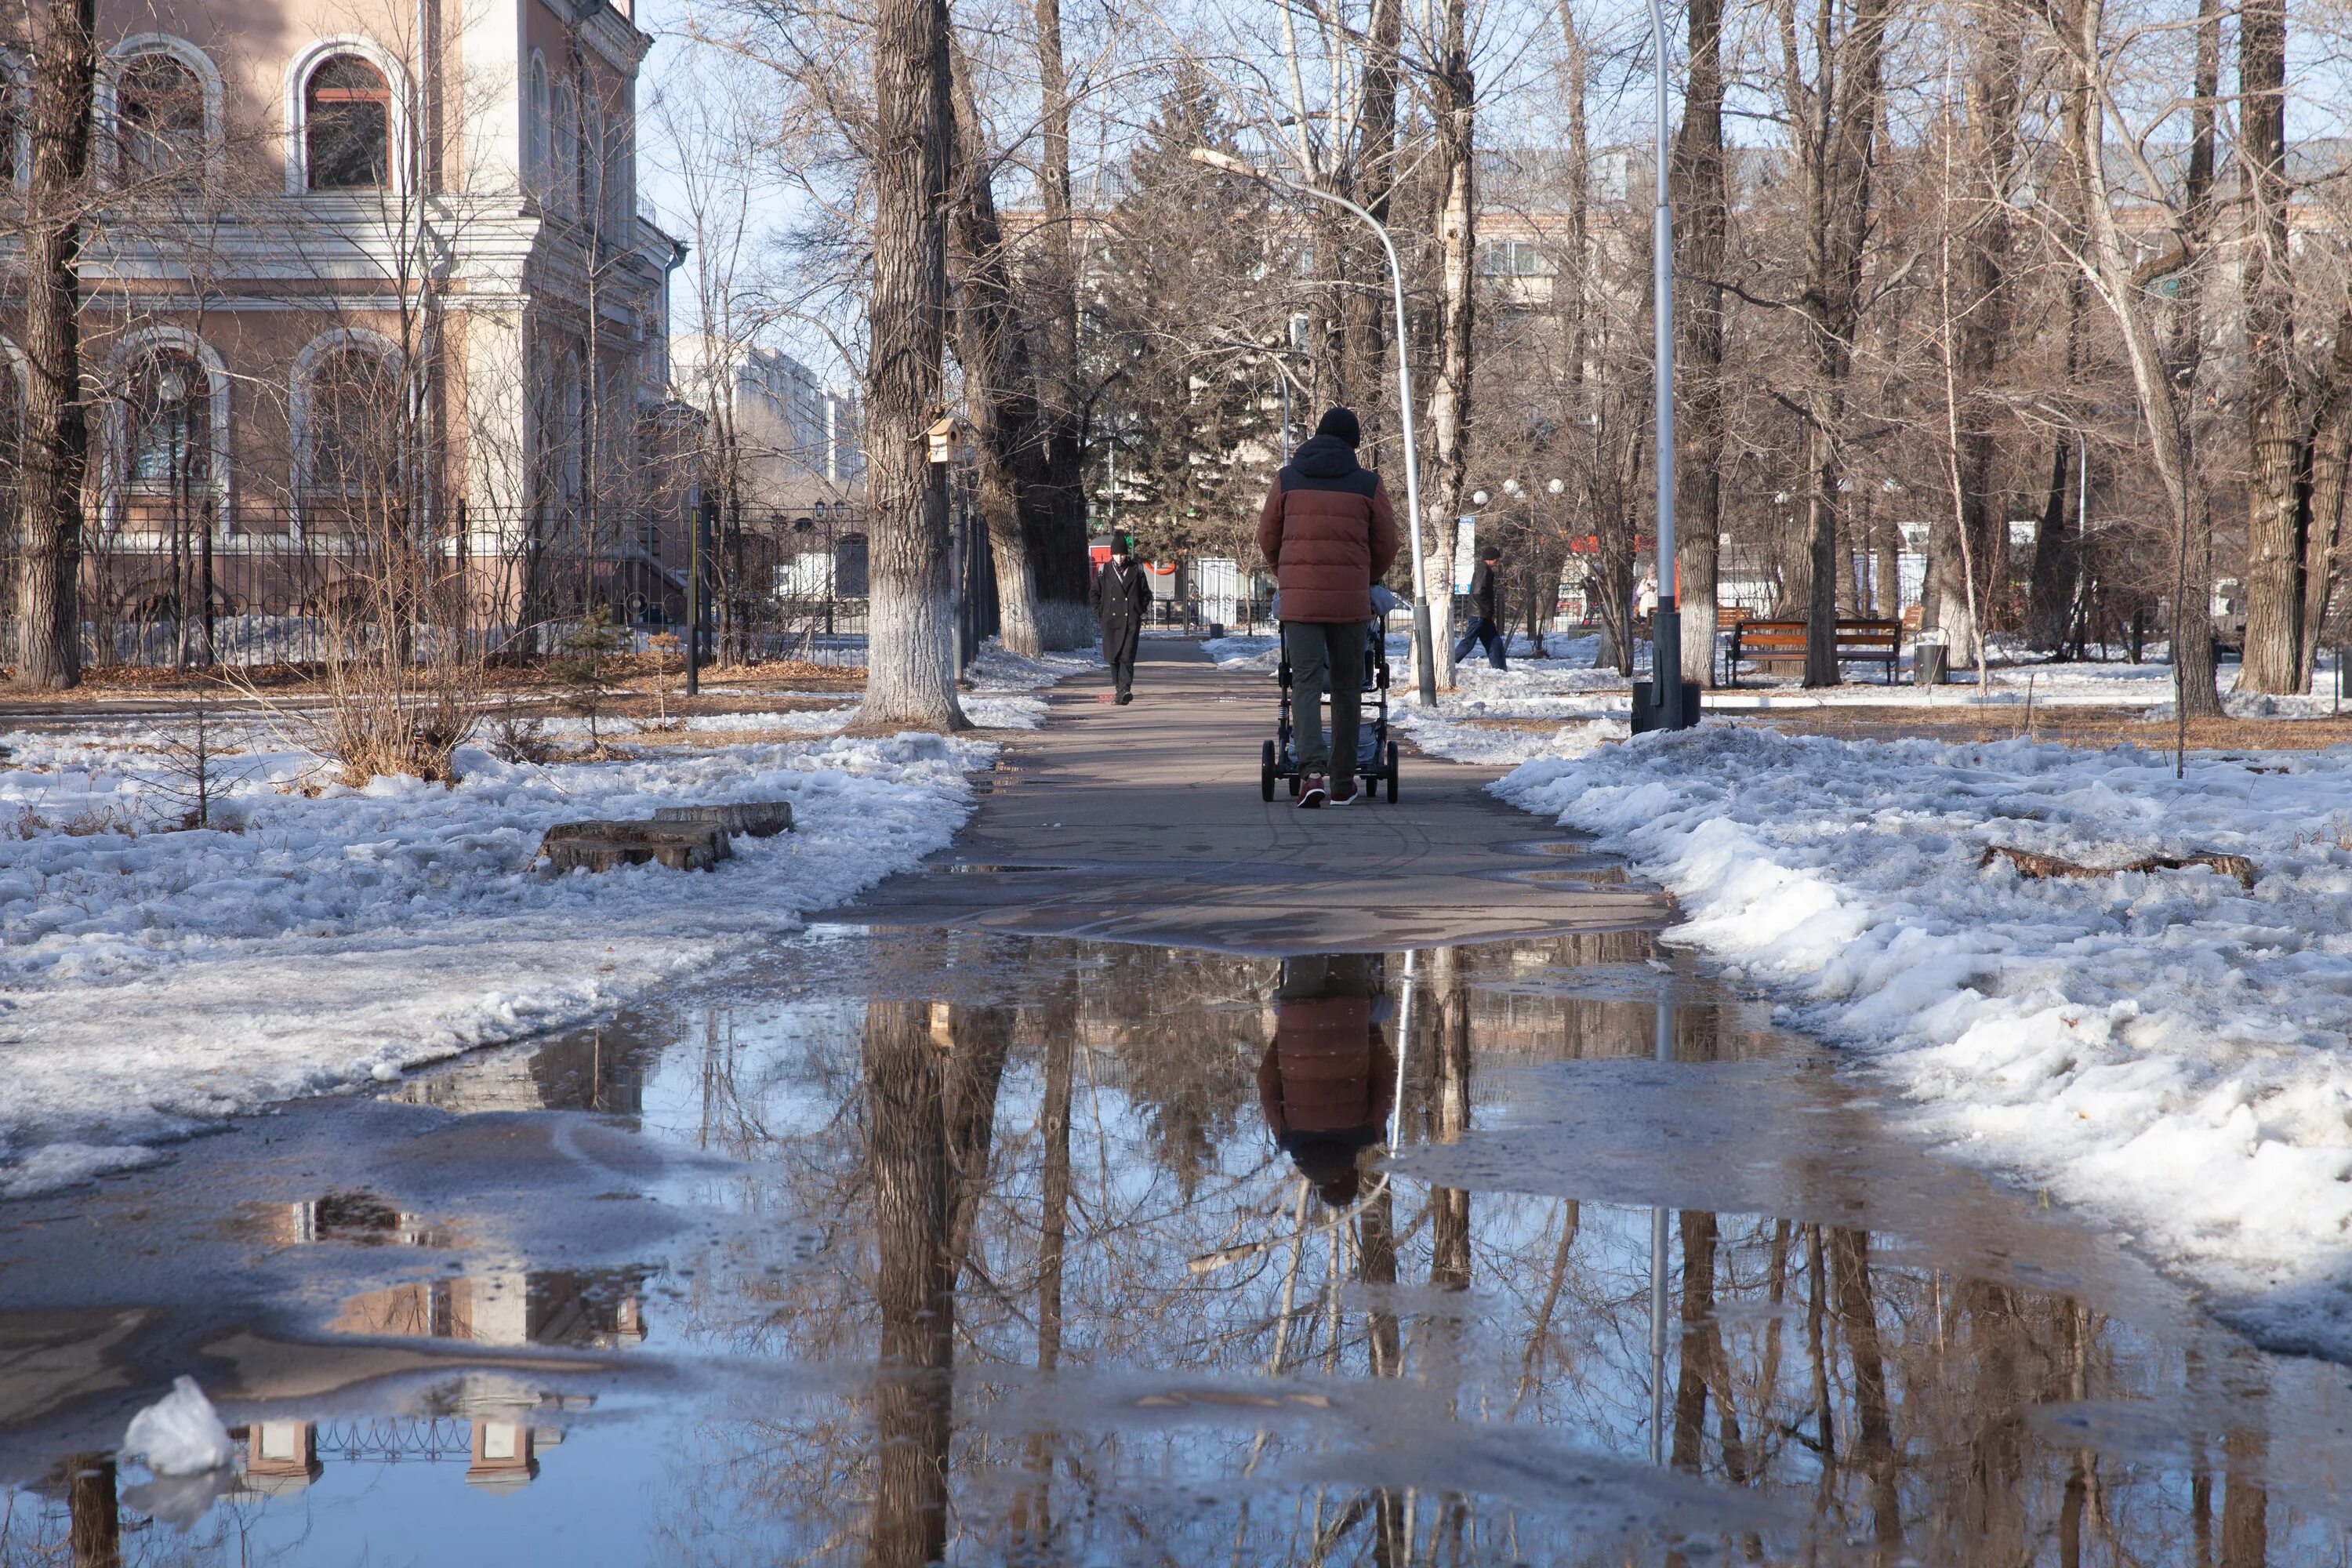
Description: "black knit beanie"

(1313, 408), (1361, 449)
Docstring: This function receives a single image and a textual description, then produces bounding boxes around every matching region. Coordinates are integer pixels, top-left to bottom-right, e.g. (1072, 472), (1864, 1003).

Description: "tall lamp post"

(1189, 147), (1439, 706)
(1633, 0), (1693, 731)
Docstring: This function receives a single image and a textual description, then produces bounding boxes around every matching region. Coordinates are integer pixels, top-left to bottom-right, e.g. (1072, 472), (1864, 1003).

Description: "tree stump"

(652, 800), (795, 837)
(539, 820), (731, 874)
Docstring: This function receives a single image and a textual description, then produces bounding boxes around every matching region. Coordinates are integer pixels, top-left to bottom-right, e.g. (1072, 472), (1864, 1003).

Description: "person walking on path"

(1255, 408), (1399, 808)
(1453, 544), (1508, 671)
(1091, 534), (1152, 704)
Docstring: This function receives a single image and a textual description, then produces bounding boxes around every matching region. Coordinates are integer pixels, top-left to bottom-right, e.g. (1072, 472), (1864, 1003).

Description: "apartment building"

(5, 0), (690, 633)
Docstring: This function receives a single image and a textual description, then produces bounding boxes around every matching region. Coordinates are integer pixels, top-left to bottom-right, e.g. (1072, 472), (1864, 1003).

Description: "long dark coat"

(1091, 559), (1152, 655)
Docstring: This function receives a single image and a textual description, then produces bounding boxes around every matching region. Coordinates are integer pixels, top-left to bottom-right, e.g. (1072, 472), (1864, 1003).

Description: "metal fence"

(0, 504), (887, 670)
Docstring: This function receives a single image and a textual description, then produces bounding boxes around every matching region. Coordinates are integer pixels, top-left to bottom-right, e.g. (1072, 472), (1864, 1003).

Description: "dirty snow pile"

(1386, 637), (1630, 765)
(1495, 724), (2352, 1349)
(0, 641), (1088, 1197)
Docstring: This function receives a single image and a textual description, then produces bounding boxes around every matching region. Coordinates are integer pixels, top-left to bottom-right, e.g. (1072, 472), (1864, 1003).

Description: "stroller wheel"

(1288, 772), (1301, 798)
(1387, 743), (1399, 803)
(1261, 739), (1276, 802)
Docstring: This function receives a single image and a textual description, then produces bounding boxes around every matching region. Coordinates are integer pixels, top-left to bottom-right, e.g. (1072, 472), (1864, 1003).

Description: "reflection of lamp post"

(1189, 147), (1437, 706)
(1649, 986), (1672, 1466)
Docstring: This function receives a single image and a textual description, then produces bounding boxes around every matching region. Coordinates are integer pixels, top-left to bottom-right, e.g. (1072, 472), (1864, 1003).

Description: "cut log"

(539, 820), (731, 874)
(652, 800), (795, 837)
(1979, 844), (2257, 891)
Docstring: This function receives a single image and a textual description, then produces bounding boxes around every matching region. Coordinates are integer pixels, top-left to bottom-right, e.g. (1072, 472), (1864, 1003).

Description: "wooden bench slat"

(1723, 617), (1904, 687)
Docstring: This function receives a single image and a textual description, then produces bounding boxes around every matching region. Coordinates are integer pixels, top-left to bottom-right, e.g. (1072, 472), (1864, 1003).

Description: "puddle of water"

(5, 931), (2351, 1564)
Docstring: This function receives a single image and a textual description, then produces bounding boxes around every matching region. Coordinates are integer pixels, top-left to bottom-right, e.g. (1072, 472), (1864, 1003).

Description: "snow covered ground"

(0, 642), (1094, 1197)
(1472, 717), (2352, 1353)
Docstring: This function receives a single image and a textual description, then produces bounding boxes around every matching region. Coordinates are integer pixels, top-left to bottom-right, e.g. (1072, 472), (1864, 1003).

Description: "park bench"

(1723, 618), (1902, 685)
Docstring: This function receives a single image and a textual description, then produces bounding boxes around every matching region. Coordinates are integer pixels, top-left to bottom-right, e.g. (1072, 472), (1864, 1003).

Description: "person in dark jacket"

(1258, 953), (1394, 1206)
(1091, 534), (1152, 703)
(1254, 408), (1401, 808)
(1453, 543), (1508, 670)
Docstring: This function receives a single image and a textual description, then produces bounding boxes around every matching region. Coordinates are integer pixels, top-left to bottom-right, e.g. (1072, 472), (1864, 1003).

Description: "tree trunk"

(1025, 0), (1090, 643)
(2238, 0), (2300, 692)
(1339, 0), (1403, 445)
(1421, 0), (1477, 692)
(2060, 0), (2219, 713)
(864, 1000), (953, 1568)
(864, 0), (966, 728)
(946, 44), (1044, 658)
(2025, 436), (2075, 650)
(1784, 0), (1893, 687)
(2298, 297), (2352, 688)
(12, 0), (95, 691)
(1674, 0), (1727, 688)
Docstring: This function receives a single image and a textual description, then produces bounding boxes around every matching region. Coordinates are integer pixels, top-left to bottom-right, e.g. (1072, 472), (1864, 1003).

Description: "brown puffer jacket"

(1254, 437), (1402, 623)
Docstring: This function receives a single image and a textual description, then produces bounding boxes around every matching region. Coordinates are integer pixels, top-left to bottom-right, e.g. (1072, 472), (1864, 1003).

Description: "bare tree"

(864, 0), (965, 728)
(948, 42), (1047, 657)
(11, 0), (96, 689)
(1419, 0), (1480, 689)
(1774, 0), (1895, 687)
(2238, 0), (2299, 692)
(1673, 0), (1730, 686)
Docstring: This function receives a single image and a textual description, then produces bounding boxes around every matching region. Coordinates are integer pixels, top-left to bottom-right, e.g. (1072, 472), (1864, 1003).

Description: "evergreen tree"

(1093, 72), (1287, 561)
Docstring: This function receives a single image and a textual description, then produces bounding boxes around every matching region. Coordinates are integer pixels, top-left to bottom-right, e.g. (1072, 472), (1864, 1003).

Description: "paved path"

(835, 640), (1667, 953)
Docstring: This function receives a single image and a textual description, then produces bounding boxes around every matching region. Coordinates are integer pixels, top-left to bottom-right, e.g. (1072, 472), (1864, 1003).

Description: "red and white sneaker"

(1297, 775), (1330, 809)
(1328, 781), (1361, 807)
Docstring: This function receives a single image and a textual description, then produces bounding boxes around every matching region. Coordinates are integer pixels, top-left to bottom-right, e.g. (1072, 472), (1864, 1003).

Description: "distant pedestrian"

(1453, 543), (1508, 671)
(1255, 407), (1400, 808)
(1091, 534), (1152, 704)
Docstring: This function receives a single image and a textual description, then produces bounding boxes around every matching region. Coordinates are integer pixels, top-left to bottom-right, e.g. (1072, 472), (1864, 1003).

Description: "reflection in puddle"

(239, 1190), (458, 1249)
(9, 931), (2352, 1562)
(332, 1269), (649, 1351)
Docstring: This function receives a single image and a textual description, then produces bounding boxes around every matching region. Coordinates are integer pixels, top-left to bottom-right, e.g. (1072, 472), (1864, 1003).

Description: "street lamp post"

(1189, 147), (1439, 706)
(1633, 0), (1692, 731)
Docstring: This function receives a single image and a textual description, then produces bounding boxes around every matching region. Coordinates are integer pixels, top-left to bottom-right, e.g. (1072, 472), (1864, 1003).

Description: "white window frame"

(283, 35), (412, 198)
(289, 326), (405, 535)
(96, 36), (224, 192)
(525, 51), (550, 204)
(101, 326), (232, 533)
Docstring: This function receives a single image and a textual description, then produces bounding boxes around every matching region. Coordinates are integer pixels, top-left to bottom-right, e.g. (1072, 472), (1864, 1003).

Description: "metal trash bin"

(1914, 639), (1949, 686)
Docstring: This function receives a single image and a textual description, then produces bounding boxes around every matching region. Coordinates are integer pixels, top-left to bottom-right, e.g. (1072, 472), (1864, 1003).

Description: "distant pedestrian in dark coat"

(1453, 544), (1508, 670)
(1091, 535), (1152, 703)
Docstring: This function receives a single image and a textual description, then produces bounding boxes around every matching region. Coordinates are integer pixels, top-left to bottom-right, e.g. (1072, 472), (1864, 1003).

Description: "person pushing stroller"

(1255, 408), (1399, 809)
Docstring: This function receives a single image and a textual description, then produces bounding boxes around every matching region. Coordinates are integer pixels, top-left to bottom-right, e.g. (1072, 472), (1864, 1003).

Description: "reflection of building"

(245, 1422), (323, 1494)
(393, 1026), (652, 1118)
(331, 1269), (649, 1350)
(261, 1189), (449, 1247)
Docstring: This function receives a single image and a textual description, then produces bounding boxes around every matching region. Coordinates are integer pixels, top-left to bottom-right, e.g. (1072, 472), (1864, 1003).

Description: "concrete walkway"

(836, 639), (1668, 954)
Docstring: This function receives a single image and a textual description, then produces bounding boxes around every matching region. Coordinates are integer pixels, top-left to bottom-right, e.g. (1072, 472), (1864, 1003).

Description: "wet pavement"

(5, 652), (2352, 1564)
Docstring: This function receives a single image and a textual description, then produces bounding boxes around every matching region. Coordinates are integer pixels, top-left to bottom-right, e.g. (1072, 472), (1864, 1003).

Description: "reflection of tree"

(862, 996), (1013, 1568)
(633, 932), (2347, 1565)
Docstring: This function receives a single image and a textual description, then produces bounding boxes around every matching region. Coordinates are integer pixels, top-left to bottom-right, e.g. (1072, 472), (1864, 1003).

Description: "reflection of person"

(1255, 408), (1400, 808)
(1452, 544), (1508, 670)
(1258, 953), (1396, 1206)
(1091, 534), (1152, 704)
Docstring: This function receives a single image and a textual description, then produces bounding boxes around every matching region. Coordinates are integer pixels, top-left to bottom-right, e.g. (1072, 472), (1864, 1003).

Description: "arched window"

(0, 60), (26, 186)
(116, 52), (205, 188)
(304, 54), (390, 190)
(124, 349), (212, 492)
(551, 78), (578, 218)
(525, 53), (550, 200)
(304, 344), (401, 495)
(582, 97), (604, 230)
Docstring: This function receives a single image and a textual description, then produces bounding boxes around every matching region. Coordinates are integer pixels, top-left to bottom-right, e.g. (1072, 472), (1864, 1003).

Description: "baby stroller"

(1261, 615), (1401, 803)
